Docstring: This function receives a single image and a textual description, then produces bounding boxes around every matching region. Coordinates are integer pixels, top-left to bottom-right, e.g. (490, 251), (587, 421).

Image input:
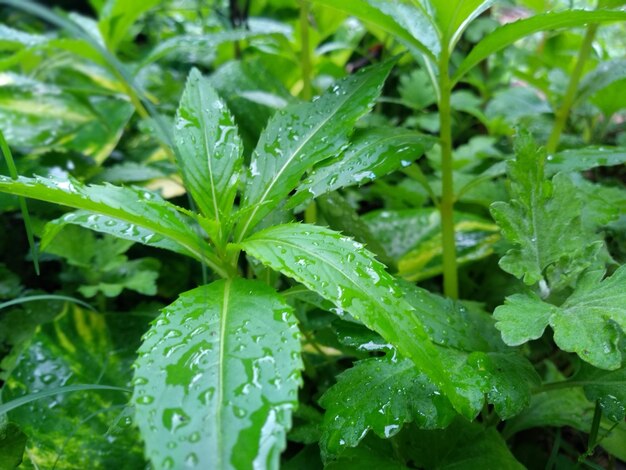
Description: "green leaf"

(41, 211), (190, 258)
(312, 0), (439, 61)
(132, 279), (303, 470)
(288, 128), (435, 209)
(396, 418), (524, 469)
(0, 175), (228, 276)
(0, 423), (27, 469)
(1, 305), (146, 469)
(574, 364), (626, 422)
(236, 59), (395, 241)
(174, 69), (243, 230)
(495, 266), (626, 369)
(240, 223), (469, 416)
(429, 0), (495, 50)
(325, 435), (407, 469)
(316, 193), (393, 266)
(577, 59), (626, 104)
(209, 59), (294, 152)
(453, 9), (626, 84)
(490, 132), (601, 291)
(402, 283), (540, 419)
(319, 356), (456, 456)
(546, 146), (626, 174)
(98, 0), (160, 51)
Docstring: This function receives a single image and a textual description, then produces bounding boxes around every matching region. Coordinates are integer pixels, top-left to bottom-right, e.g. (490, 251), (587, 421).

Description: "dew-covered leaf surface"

(288, 125), (435, 209)
(174, 68), (243, 228)
(240, 223), (470, 416)
(319, 356), (456, 455)
(236, 59), (395, 240)
(0, 175), (221, 270)
(495, 266), (626, 369)
(490, 132), (602, 291)
(1, 305), (147, 469)
(574, 363), (626, 422)
(132, 278), (303, 470)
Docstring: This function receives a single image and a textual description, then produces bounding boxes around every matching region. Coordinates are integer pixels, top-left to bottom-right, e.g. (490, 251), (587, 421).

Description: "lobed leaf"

(132, 279), (303, 470)
(235, 58), (395, 241)
(174, 69), (243, 233)
(574, 364), (626, 422)
(490, 132), (602, 291)
(546, 146), (626, 175)
(494, 266), (626, 369)
(319, 356), (457, 456)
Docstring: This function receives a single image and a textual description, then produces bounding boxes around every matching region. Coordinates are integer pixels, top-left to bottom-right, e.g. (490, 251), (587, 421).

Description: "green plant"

(1, 1), (626, 469)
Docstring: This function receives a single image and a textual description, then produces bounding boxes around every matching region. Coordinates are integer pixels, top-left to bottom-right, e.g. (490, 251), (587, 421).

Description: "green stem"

(0, 129), (39, 275)
(299, 0), (312, 101)
(578, 400), (602, 462)
(438, 50), (458, 299)
(546, 24), (598, 154)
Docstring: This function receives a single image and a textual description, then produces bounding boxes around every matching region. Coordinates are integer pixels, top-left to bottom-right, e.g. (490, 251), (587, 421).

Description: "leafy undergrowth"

(1, 0), (626, 469)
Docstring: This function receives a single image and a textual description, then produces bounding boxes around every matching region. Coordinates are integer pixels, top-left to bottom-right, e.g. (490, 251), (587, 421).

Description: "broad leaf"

(241, 223), (472, 416)
(174, 69), (243, 231)
(0, 423), (27, 468)
(319, 356), (457, 455)
(494, 266), (626, 369)
(396, 418), (525, 469)
(98, 0), (160, 51)
(453, 10), (626, 84)
(574, 364), (626, 422)
(288, 128), (435, 209)
(1, 305), (146, 469)
(236, 60), (395, 241)
(0, 175), (227, 276)
(132, 279), (303, 470)
(577, 59), (626, 104)
(546, 146), (626, 174)
(490, 133), (602, 291)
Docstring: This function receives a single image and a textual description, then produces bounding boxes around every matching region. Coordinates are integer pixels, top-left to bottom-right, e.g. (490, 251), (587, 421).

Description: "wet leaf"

(288, 128), (435, 209)
(490, 132), (603, 291)
(319, 356), (456, 456)
(240, 223), (470, 416)
(1, 305), (146, 469)
(0, 423), (27, 469)
(546, 146), (626, 174)
(395, 418), (525, 469)
(574, 363), (626, 422)
(236, 59), (395, 241)
(174, 69), (243, 231)
(0, 175), (226, 275)
(132, 279), (303, 469)
(494, 266), (626, 369)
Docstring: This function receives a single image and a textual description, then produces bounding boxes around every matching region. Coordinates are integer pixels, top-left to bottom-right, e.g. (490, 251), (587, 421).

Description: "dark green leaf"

(396, 418), (524, 469)
(319, 356), (456, 456)
(132, 279), (303, 470)
(174, 69), (243, 229)
(288, 128), (435, 209)
(241, 223), (471, 416)
(236, 59), (395, 240)
(574, 364), (626, 421)
(0, 423), (27, 470)
(0, 175), (228, 276)
(577, 59), (626, 104)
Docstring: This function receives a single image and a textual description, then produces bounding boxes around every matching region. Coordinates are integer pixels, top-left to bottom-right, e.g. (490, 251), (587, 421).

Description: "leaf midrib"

(236, 71), (382, 242)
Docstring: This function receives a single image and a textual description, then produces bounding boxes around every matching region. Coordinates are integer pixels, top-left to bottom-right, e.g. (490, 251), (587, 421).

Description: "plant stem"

(578, 400), (602, 462)
(546, 24), (598, 154)
(299, 0), (312, 101)
(438, 49), (458, 299)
